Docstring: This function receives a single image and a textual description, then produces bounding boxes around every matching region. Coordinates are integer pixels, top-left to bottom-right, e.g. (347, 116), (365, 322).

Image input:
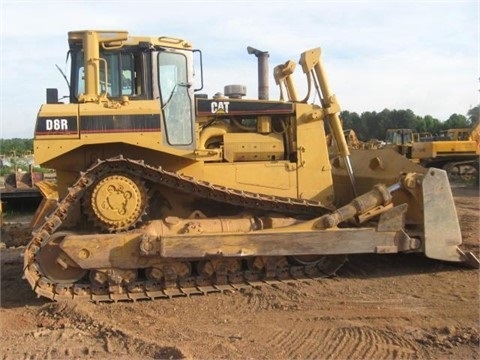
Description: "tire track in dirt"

(262, 326), (420, 359)
(230, 282), (308, 313)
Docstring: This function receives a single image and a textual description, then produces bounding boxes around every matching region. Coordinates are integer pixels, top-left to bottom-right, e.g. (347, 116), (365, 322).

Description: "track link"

(24, 156), (341, 302)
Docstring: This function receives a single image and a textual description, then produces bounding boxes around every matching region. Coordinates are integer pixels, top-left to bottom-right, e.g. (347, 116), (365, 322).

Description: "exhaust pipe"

(247, 46), (269, 100)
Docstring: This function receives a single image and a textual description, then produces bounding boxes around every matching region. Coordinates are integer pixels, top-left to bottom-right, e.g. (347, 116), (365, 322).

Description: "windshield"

(73, 50), (137, 99)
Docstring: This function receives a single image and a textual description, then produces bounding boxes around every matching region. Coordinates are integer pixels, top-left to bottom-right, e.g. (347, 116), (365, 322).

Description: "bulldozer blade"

(34, 180), (59, 200)
(423, 168), (479, 268)
(30, 181), (59, 230)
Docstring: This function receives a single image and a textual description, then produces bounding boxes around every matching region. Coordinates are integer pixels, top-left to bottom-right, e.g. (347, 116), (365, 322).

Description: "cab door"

(158, 51), (195, 149)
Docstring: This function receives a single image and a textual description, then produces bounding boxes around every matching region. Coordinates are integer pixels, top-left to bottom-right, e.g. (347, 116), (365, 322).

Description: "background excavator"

(24, 30), (479, 302)
(411, 122), (480, 182)
(383, 125), (479, 182)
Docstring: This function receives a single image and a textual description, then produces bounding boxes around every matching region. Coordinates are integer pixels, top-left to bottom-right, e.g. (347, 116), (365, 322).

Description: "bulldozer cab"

(45, 30), (198, 150)
(385, 128), (413, 145)
(444, 128), (471, 141)
(385, 129), (413, 156)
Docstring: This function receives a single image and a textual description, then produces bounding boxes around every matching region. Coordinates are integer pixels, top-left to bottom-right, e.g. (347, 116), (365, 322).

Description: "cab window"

(73, 51), (141, 99)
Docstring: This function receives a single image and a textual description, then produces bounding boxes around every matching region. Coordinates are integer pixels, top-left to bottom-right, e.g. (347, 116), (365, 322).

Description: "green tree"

(373, 109), (390, 140)
(389, 109), (417, 130)
(443, 114), (469, 129)
(421, 115), (442, 134)
(358, 111), (378, 141)
(0, 138), (33, 156)
(339, 110), (363, 138)
(467, 104), (479, 125)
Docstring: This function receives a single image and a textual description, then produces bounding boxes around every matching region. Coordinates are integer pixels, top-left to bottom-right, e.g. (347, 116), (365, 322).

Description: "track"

(23, 156), (343, 302)
(4, 185), (478, 359)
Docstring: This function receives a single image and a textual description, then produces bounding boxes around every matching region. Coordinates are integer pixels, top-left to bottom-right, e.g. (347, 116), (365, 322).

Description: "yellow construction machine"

(384, 128), (415, 157)
(411, 123), (480, 182)
(24, 30), (479, 302)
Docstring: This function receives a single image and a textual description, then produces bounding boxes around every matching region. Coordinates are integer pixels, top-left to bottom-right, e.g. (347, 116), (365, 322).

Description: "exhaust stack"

(247, 46), (269, 100)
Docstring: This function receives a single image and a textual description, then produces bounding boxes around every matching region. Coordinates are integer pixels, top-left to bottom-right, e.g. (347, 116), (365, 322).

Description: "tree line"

(339, 104), (479, 141)
(0, 138), (33, 156)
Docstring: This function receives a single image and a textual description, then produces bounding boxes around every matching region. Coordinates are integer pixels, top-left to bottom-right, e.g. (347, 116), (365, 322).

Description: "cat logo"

(210, 101), (230, 114)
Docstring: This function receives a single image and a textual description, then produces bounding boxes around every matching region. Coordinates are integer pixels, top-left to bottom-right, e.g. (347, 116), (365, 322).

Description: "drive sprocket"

(84, 173), (148, 232)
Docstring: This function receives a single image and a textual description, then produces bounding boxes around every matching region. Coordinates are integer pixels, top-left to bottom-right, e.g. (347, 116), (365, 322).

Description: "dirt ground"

(0, 185), (478, 360)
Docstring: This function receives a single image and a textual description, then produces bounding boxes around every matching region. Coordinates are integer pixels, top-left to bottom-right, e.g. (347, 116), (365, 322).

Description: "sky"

(0, 0), (478, 139)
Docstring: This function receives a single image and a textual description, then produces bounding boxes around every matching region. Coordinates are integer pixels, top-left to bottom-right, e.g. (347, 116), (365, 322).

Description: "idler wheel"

(37, 232), (88, 284)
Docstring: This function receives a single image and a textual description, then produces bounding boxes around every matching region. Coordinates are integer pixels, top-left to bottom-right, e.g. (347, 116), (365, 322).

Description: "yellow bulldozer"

(384, 128), (415, 157)
(24, 30), (479, 302)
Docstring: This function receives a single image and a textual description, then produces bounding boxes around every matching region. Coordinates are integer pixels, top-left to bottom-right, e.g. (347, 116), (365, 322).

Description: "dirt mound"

(1, 222), (31, 247)
(2, 300), (185, 359)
